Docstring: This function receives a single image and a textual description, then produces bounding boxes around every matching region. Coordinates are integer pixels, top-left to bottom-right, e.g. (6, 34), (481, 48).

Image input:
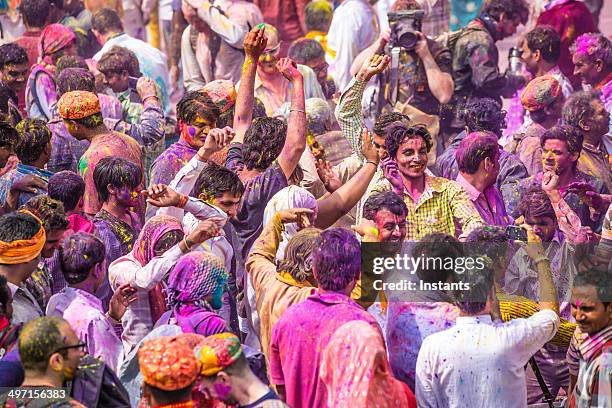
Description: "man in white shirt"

(91, 8), (171, 116)
(415, 226), (561, 407)
(328, 0), (379, 92)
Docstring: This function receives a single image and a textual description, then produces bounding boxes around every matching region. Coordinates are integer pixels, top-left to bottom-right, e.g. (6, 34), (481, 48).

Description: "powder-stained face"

(587, 99), (610, 139)
(181, 116), (215, 148)
(541, 139), (576, 175)
(524, 215), (556, 242)
(258, 31), (281, 74)
(520, 40), (538, 76)
(0, 62), (29, 92)
(571, 285), (612, 335)
(372, 134), (388, 160)
(114, 185), (140, 208)
(206, 192), (242, 219)
(200, 375), (236, 404)
(395, 137), (428, 180)
(373, 209), (406, 242)
(42, 229), (66, 258)
(572, 54), (600, 86)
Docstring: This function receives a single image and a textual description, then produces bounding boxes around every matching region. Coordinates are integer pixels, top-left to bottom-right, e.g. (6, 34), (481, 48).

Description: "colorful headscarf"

(131, 215), (183, 323)
(0, 222), (45, 264)
(320, 320), (416, 408)
(520, 75), (562, 112)
(201, 80), (237, 113)
(58, 91), (102, 120)
(38, 24), (76, 68)
(138, 336), (200, 391)
(166, 251), (228, 308)
(194, 333), (243, 376)
(131, 215), (183, 266)
(262, 185), (318, 261)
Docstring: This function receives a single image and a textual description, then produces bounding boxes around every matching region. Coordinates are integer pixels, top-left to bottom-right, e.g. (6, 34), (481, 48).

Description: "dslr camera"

(388, 10), (425, 51)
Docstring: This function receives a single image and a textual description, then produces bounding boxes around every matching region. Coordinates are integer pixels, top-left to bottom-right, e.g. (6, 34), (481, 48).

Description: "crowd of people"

(0, 0), (611, 407)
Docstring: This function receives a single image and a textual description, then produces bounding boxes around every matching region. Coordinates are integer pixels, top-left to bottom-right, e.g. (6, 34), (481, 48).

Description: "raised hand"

(136, 77), (158, 101)
(7, 174), (47, 210)
(361, 128), (380, 164)
(141, 184), (183, 208)
(108, 283), (137, 322)
(316, 159), (342, 193)
(352, 219), (380, 242)
(381, 157), (404, 195)
(187, 218), (226, 245)
(276, 57), (303, 83)
(244, 25), (267, 61)
(198, 126), (235, 160)
(277, 208), (315, 229)
(357, 54), (391, 82)
(541, 171), (560, 193)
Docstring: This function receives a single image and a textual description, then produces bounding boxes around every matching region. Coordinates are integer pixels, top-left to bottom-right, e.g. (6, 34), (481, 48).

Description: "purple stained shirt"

(269, 292), (380, 408)
(455, 173), (512, 227)
(386, 301), (460, 391)
(225, 144), (288, 261)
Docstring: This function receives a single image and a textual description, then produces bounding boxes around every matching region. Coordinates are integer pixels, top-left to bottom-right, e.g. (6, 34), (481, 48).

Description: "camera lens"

(398, 32), (418, 50)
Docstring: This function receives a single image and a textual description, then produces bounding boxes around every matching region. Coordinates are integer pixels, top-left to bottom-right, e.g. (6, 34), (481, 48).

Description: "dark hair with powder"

(456, 131), (499, 174)
(59, 232), (105, 284)
(573, 269), (612, 307)
(540, 124), (583, 156)
(97, 46), (141, 77)
(304, 0), (333, 32)
(0, 212), (41, 243)
(192, 162), (244, 200)
(277, 227), (321, 282)
(56, 68), (95, 96)
(48, 171), (86, 212)
(92, 8), (123, 35)
(0, 43), (28, 70)
(483, 0), (528, 25)
(0, 120), (18, 150)
(562, 90), (601, 130)
(15, 118), (51, 165)
(18, 0), (49, 28)
(452, 260), (495, 314)
(19, 316), (70, 372)
(177, 91), (220, 125)
(312, 228), (360, 291)
(243, 117), (287, 171)
(462, 98), (507, 137)
(413, 233), (464, 284)
(363, 191), (407, 220)
(93, 157), (142, 203)
(288, 39), (325, 65)
(385, 123), (433, 158)
(55, 55), (88, 76)
(525, 26), (561, 63)
(372, 112), (411, 138)
(21, 196), (70, 233)
(518, 186), (555, 221)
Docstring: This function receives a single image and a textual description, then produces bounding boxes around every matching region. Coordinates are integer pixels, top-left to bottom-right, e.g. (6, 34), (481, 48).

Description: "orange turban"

(0, 212), (45, 265)
(58, 91), (101, 120)
(138, 336), (200, 391)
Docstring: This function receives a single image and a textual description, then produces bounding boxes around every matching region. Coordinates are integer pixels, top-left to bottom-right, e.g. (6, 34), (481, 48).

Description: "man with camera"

(447, 0), (529, 135)
(350, 0), (454, 154)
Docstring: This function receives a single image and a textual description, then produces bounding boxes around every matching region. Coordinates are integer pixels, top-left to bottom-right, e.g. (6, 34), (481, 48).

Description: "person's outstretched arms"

(276, 58), (306, 179)
(231, 26), (267, 145)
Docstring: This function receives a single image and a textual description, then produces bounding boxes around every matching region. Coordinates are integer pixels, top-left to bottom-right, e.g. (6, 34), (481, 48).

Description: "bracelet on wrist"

(177, 194), (189, 209)
(366, 160), (379, 167)
(142, 95), (159, 104)
(183, 235), (193, 252)
(290, 108), (306, 114)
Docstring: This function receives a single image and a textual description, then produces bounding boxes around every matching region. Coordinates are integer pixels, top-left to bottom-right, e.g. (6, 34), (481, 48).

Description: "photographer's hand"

(413, 32), (431, 59)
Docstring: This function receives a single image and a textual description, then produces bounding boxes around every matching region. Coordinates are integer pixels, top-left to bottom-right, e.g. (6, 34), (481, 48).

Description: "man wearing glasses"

(0, 316), (86, 407)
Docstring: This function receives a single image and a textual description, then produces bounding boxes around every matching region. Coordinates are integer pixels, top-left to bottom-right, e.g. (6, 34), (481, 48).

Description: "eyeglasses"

(51, 342), (87, 355)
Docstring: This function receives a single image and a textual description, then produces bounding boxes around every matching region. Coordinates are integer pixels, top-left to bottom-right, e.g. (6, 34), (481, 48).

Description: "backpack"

(68, 355), (131, 408)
